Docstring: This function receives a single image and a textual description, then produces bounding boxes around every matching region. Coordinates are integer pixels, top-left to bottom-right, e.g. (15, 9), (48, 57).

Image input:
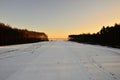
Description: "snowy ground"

(0, 41), (120, 80)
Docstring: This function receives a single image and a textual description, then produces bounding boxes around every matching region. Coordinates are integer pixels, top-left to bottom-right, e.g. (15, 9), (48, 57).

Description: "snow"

(0, 41), (120, 80)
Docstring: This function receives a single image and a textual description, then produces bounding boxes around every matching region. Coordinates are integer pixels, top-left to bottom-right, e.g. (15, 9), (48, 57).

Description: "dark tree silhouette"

(0, 22), (48, 46)
(68, 23), (120, 48)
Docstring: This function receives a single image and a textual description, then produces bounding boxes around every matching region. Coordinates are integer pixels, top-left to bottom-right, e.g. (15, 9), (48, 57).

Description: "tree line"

(68, 23), (120, 48)
(0, 22), (48, 46)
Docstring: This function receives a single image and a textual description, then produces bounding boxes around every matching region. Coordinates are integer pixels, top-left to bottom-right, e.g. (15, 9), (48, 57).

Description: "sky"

(0, 0), (120, 39)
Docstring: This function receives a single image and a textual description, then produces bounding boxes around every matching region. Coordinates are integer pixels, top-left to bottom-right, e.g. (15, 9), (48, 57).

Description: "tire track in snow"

(0, 42), (52, 60)
(86, 54), (120, 80)
(66, 41), (120, 80)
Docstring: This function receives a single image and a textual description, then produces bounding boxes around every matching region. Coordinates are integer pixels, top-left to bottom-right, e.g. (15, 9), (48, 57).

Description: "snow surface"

(0, 41), (120, 80)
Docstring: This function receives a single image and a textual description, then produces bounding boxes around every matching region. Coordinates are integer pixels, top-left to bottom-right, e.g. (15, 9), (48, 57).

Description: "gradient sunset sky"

(0, 0), (120, 39)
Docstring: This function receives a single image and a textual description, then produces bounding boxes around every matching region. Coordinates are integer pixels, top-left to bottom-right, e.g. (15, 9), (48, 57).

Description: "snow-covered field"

(0, 41), (120, 80)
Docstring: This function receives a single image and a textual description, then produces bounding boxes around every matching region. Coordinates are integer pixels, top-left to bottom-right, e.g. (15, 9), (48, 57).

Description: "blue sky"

(0, 0), (120, 38)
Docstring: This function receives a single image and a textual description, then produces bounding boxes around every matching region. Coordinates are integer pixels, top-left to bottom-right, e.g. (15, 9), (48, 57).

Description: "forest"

(68, 23), (120, 48)
(0, 22), (48, 46)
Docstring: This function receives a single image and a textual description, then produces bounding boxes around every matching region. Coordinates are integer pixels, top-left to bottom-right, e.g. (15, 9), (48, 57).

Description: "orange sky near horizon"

(0, 0), (120, 39)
